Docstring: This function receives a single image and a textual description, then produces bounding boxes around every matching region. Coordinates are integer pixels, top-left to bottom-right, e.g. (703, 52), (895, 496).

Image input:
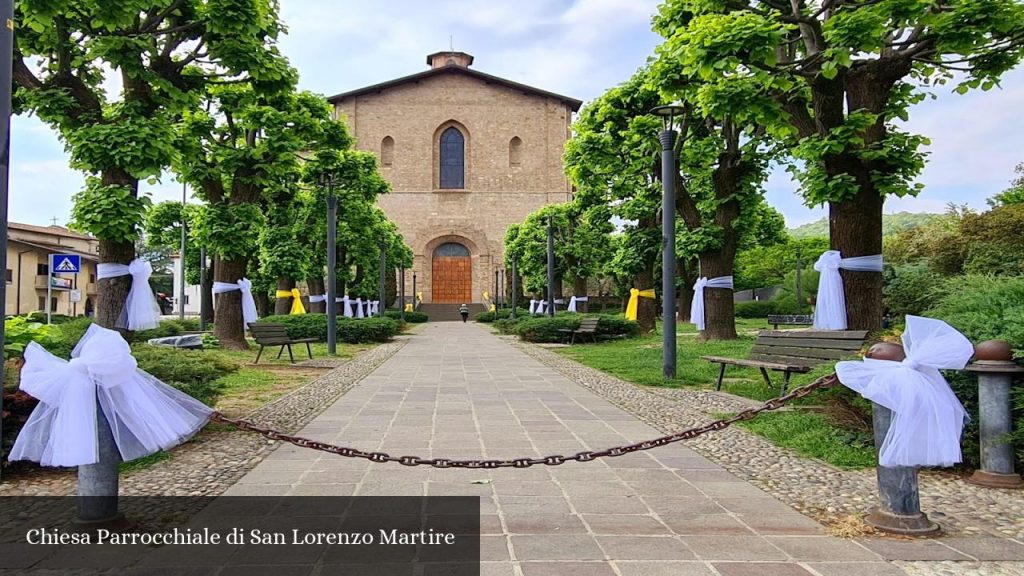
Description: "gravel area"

(514, 341), (1024, 542)
(900, 561), (1024, 576)
(0, 340), (406, 497)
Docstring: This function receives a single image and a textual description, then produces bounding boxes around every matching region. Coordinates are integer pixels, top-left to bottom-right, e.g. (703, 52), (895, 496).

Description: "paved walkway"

(228, 322), (904, 576)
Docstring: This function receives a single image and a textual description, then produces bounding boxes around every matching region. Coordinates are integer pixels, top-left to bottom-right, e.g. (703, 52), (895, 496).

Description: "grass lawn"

(556, 324), (875, 468)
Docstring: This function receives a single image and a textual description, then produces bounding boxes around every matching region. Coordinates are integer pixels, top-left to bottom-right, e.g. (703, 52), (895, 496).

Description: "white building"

(169, 253), (202, 315)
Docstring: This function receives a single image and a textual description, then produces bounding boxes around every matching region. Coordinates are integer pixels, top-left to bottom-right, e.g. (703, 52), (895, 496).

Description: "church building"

(328, 51), (581, 307)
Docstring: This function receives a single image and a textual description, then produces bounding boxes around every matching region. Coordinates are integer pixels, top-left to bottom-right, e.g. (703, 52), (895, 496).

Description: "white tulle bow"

(690, 276), (734, 332)
(96, 259), (161, 331)
(529, 300), (538, 314)
(835, 316), (973, 467)
(309, 294), (326, 303)
(813, 251), (884, 330)
(355, 298), (364, 319)
(212, 278), (257, 326)
(9, 324), (212, 467)
(567, 296), (588, 313)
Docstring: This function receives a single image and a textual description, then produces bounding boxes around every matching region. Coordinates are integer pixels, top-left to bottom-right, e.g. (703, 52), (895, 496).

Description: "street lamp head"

(319, 172), (337, 189)
(650, 104), (688, 132)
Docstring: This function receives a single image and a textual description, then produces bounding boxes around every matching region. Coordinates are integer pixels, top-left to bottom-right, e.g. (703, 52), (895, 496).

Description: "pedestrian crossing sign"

(50, 254), (81, 274)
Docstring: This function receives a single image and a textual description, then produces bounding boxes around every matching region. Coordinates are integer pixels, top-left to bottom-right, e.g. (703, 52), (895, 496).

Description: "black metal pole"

(546, 218), (555, 318)
(412, 273), (417, 311)
(660, 128), (678, 379)
(795, 245), (803, 314)
(199, 246), (207, 331)
(0, 0), (13, 484)
(510, 260), (517, 319)
(399, 267), (406, 321)
(378, 242), (386, 317)
(326, 186), (337, 356)
(494, 269), (499, 310)
(179, 182), (186, 320)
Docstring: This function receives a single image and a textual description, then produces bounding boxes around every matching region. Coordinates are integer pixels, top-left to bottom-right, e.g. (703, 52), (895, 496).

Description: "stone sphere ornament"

(974, 340), (1013, 362)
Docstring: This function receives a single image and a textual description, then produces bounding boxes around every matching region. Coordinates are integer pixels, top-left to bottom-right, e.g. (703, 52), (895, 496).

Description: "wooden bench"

(558, 317), (600, 344)
(248, 323), (317, 364)
(702, 329), (868, 395)
(767, 314), (814, 329)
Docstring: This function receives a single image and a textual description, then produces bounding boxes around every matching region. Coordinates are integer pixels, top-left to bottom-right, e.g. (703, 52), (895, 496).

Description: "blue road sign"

(50, 253), (81, 274)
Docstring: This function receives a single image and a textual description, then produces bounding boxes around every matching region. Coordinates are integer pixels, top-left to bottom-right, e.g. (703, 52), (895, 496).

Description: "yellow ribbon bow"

(416, 291), (423, 302)
(483, 291), (490, 301)
(275, 288), (306, 315)
(490, 304), (496, 312)
(404, 303), (413, 312)
(624, 288), (656, 321)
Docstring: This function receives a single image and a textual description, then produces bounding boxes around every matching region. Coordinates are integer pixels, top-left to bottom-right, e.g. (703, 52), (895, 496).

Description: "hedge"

(475, 308), (528, 323)
(130, 344), (238, 406)
(513, 315), (639, 343)
(384, 310), (429, 323)
(493, 317), (525, 334)
(257, 314), (400, 343)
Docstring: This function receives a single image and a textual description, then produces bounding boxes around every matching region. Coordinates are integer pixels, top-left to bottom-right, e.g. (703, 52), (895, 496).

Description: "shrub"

(132, 320), (183, 343)
(384, 310), (429, 323)
(883, 262), (948, 318)
(926, 275), (1024, 466)
(475, 308), (528, 323)
(257, 314), (400, 343)
(735, 299), (783, 319)
(513, 315), (639, 343)
(131, 345), (238, 406)
(3, 317), (61, 359)
(493, 317), (525, 334)
(42, 317), (94, 359)
(23, 312), (74, 325)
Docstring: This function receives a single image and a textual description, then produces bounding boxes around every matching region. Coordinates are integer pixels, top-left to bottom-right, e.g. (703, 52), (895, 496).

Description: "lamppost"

(510, 259), (517, 319)
(321, 173), (338, 356)
(651, 104), (686, 379)
(199, 246), (207, 331)
(546, 217), (555, 318)
(0, 0), (13, 484)
(795, 245), (803, 314)
(179, 181), (187, 321)
(399, 266), (406, 321)
(378, 239), (386, 317)
(494, 269), (499, 310)
(412, 272), (417, 311)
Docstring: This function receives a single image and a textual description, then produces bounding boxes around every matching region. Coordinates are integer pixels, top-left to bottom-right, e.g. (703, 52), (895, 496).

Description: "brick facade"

(330, 52), (580, 303)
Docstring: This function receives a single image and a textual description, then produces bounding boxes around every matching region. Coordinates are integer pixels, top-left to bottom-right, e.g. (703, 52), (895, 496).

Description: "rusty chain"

(210, 373), (839, 469)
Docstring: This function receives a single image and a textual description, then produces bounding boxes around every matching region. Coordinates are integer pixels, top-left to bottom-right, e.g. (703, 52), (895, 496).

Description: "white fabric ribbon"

(309, 294), (326, 303)
(213, 278), (257, 326)
(370, 301), (379, 316)
(9, 324), (212, 467)
(355, 298), (364, 319)
(835, 315), (972, 467)
(567, 296), (589, 313)
(537, 300), (547, 314)
(342, 296), (353, 317)
(96, 259), (161, 331)
(529, 300), (538, 314)
(813, 251), (884, 330)
(690, 276), (734, 332)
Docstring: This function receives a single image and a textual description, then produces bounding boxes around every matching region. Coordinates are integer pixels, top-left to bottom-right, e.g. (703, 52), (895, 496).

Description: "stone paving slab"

(228, 322), (903, 574)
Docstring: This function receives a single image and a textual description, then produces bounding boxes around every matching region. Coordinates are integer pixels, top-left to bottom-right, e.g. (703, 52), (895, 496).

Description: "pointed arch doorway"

(432, 242), (472, 303)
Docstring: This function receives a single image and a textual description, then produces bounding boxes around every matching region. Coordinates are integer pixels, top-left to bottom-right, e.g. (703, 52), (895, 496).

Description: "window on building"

(184, 295), (190, 304)
(5, 269), (11, 283)
(381, 136), (394, 166)
(38, 296), (45, 311)
(51, 297), (58, 312)
(37, 263), (48, 276)
(509, 136), (522, 167)
(89, 273), (96, 283)
(439, 127), (465, 189)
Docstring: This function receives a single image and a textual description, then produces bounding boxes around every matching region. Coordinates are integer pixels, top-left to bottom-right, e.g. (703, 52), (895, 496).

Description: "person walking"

(459, 303), (470, 323)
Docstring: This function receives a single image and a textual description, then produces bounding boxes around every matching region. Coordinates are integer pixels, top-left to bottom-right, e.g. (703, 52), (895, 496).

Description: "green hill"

(788, 212), (944, 239)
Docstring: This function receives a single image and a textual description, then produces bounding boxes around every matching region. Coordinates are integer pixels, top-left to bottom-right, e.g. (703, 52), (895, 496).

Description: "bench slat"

(751, 345), (856, 361)
(748, 353), (828, 367)
(757, 329), (869, 340)
(755, 336), (864, 351)
(701, 355), (809, 372)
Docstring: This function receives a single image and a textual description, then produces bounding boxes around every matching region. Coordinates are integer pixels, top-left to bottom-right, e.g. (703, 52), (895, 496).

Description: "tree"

(565, 71), (665, 333)
(989, 162), (1024, 207)
(13, 0), (294, 334)
(655, 0), (1024, 330)
(142, 199), (213, 318)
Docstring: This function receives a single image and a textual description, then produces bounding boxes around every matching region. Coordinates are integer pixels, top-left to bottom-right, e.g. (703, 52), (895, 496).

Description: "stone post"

(966, 340), (1023, 489)
(862, 342), (941, 536)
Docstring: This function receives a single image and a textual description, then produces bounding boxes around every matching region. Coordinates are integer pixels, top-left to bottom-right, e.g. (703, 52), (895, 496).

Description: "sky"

(9, 0), (1024, 228)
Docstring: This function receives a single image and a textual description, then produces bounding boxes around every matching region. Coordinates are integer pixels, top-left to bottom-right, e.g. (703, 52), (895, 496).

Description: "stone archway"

(431, 241), (471, 303)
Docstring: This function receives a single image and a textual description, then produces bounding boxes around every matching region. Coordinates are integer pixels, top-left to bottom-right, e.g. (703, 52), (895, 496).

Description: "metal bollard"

(75, 401), (127, 529)
(966, 340), (1023, 489)
(862, 343), (941, 536)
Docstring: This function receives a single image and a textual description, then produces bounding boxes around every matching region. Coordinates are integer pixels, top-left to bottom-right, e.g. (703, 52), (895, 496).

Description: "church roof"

(326, 61), (583, 112)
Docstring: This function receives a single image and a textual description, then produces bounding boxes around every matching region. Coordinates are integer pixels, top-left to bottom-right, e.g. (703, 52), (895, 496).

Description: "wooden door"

(432, 256), (472, 303)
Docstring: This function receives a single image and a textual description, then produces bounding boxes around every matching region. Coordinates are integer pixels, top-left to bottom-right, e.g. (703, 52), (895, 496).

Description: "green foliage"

(513, 315), (639, 343)
(257, 314), (400, 343)
(130, 345), (239, 406)
(44, 317), (95, 359)
(474, 308), (528, 323)
(736, 412), (875, 469)
(132, 319), (202, 343)
(790, 212), (946, 240)
(383, 310), (429, 323)
(883, 262), (949, 318)
(70, 180), (152, 243)
(3, 317), (61, 359)
(989, 163), (1024, 207)
(493, 317), (526, 334)
(734, 236), (828, 290)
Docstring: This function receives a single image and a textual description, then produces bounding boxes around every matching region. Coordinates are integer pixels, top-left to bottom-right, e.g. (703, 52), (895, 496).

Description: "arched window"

(509, 136), (522, 167)
(381, 136), (394, 166)
(433, 242), (470, 257)
(439, 127), (465, 189)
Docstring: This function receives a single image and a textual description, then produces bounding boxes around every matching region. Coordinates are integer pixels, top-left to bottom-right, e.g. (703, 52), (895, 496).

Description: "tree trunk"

(307, 276), (325, 313)
(830, 188), (884, 330)
(697, 253), (738, 340)
(95, 170), (137, 337)
(275, 277), (295, 315)
(255, 290), (270, 319)
(677, 257), (697, 323)
(385, 266), (397, 308)
(634, 266), (657, 334)
(573, 276), (587, 312)
(201, 260), (214, 325)
(213, 258), (249, 349)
